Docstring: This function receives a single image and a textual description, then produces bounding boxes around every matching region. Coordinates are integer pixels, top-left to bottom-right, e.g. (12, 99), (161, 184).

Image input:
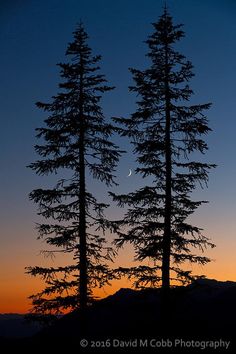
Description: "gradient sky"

(0, 0), (236, 313)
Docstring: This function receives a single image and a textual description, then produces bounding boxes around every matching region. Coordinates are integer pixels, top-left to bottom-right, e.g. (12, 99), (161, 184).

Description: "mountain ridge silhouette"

(1, 279), (235, 352)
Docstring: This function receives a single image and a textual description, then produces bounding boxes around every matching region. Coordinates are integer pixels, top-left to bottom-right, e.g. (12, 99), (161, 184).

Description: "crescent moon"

(127, 169), (132, 177)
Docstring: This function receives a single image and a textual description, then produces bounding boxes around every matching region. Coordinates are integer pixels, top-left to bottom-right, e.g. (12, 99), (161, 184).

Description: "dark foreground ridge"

(1, 279), (236, 352)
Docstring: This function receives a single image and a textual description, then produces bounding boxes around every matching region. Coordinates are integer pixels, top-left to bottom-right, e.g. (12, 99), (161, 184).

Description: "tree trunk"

(162, 27), (172, 291)
(78, 71), (87, 311)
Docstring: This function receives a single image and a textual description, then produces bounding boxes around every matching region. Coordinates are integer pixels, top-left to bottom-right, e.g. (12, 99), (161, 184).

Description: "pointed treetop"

(74, 21), (88, 37)
(164, 1), (168, 13)
(76, 20), (86, 32)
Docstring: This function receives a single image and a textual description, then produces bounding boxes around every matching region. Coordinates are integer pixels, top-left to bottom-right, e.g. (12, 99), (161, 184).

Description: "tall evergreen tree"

(111, 8), (216, 290)
(27, 24), (121, 314)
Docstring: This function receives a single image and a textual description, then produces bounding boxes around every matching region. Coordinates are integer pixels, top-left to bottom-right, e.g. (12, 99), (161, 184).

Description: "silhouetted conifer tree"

(27, 24), (121, 314)
(111, 8), (216, 290)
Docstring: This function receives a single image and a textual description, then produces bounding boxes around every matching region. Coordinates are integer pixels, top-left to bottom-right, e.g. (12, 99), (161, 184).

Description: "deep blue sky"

(0, 0), (236, 312)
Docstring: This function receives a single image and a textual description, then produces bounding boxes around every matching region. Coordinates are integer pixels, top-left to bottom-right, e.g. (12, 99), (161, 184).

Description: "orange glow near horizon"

(1, 266), (236, 314)
(0, 276), (133, 314)
(1, 205), (236, 314)
(1, 231), (236, 314)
